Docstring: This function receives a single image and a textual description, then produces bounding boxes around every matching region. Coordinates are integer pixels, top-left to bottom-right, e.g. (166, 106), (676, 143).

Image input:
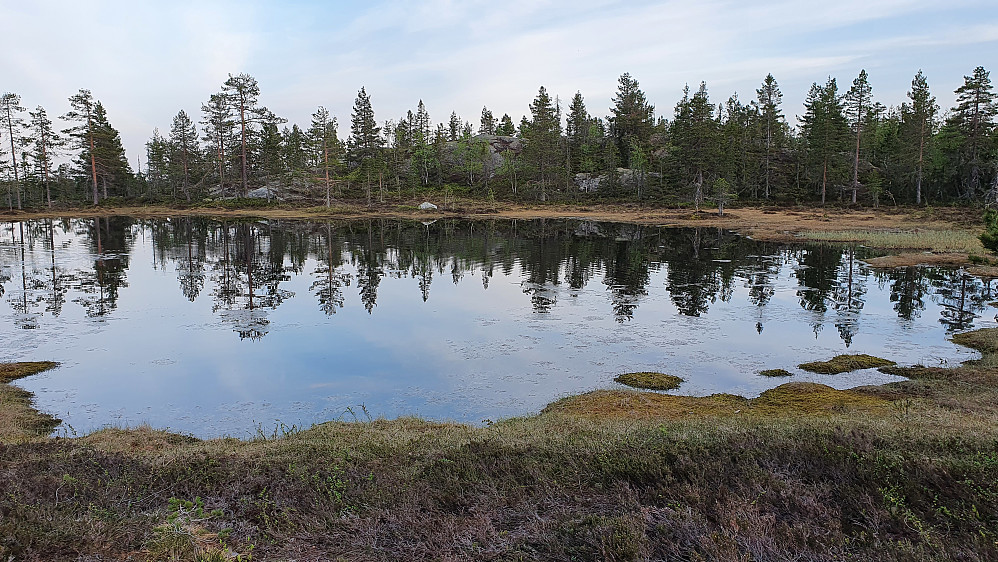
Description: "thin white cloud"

(1, 0), (994, 163)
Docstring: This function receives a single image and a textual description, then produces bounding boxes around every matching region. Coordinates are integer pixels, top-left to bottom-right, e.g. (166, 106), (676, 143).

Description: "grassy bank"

(3, 329), (998, 560)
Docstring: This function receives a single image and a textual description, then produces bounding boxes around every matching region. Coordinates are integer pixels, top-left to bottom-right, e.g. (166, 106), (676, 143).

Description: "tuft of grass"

(952, 327), (998, 355)
(546, 382), (886, 420)
(759, 369), (793, 378)
(0, 361), (59, 384)
(0, 362), (60, 443)
(798, 354), (895, 374)
(749, 382), (886, 416)
(614, 372), (685, 390)
(796, 228), (984, 252)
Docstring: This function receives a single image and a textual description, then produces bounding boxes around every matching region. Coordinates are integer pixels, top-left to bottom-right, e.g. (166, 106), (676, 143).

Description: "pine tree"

(1, 93), (27, 209)
(169, 110), (198, 201)
(756, 74), (785, 199)
(609, 73), (655, 168)
(901, 70), (937, 204)
(62, 90), (102, 204)
(27, 106), (62, 208)
(221, 73), (268, 196)
(309, 106), (340, 206)
(845, 70), (873, 203)
(200, 92), (235, 192)
(479, 107), (495, 135)
(949, 66), (996, 199)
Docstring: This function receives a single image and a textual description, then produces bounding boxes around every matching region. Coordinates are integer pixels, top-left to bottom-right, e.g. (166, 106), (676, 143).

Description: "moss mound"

(614, 372), (684, 391)
(0, 362), (60, 442)
(952, 328), (998, 355)
(798, 354), (895, 374)
(0, 361), (58, 384)
(759, 369), (793, 378)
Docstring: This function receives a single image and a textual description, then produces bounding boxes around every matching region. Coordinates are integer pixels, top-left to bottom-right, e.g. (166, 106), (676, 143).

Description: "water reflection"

(3, 217), (994, 336)
(0, 217), (991, 436)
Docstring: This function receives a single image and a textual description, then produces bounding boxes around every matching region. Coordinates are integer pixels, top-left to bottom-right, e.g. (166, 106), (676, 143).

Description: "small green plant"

(980, 209), (998, 254)
(968, 253), (987, 265)
(759, 369), (793, 378)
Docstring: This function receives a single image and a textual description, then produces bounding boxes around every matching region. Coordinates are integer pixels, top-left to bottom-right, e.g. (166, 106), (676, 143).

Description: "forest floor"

(3, 201), (998, 560)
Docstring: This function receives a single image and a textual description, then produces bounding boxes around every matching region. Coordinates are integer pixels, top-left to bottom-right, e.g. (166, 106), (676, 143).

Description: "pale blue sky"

(2, 0), (996, 166)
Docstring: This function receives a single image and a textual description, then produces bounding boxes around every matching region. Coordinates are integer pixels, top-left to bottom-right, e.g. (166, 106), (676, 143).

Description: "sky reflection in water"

(0, 217), (988, 438)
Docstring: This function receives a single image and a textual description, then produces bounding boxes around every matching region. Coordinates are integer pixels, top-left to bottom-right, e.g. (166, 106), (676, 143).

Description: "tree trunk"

(6, 106), (21, 210)
(821, 158), (827, 205)
(240, 102), (248, 197)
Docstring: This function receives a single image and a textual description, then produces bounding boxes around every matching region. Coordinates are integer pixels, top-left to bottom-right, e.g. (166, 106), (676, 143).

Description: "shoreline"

(3, 205), (998, 559)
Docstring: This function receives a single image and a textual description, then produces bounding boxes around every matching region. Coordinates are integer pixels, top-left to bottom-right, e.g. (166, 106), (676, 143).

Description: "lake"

(0, 217), (988, 438)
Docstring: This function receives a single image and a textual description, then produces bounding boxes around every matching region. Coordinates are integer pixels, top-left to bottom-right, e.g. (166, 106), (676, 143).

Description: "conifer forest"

(1, 67), (995, 210)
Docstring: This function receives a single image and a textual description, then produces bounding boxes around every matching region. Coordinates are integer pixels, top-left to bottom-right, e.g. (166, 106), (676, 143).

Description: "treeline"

(1, 67), (995, 209)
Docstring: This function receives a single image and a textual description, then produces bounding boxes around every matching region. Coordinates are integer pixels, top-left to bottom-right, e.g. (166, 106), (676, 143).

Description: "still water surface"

(0, 217), (989, 437)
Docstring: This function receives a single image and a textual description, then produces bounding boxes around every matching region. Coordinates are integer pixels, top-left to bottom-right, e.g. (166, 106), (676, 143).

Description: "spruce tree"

(496, 114), (515, 136)
(309, 106), (340, 206)
(447, 111), (462, 141)
(609, 73), (655, 168)
(479, 107), (495, 135)
(801, 78), (849, 203)
(62, 90), (103, 204)
(671, 82), (718, 211)
(756, 74), (785, 199)
(565, 91), (589, 174)
(348, 87), (383, 199)
(901, 70), (937, 204)
(524, 86), (562, 201)
(845, 70), (873, 203)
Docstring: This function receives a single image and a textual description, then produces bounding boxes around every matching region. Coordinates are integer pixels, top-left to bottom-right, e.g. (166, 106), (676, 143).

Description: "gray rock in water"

(419, 202), (438, 210)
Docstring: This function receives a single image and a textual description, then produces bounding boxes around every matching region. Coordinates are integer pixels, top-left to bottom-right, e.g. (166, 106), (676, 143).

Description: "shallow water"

(0, 217), (989, 438)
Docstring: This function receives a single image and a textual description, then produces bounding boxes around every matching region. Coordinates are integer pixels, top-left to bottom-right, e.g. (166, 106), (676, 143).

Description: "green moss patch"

(798, 354), (895, 374)
(614, 372), (684, 390)
(759, 369), (793, 378)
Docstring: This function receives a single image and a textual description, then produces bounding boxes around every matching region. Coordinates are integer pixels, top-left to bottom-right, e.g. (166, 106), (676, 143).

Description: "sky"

(2, 0), (996, 168)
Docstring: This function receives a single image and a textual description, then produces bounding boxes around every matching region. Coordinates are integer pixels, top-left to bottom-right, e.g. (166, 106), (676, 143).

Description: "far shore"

(2, 201), (990, 270)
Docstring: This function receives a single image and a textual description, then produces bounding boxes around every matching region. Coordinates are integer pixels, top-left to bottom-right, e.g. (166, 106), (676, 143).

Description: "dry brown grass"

(798, 354), (896, 374)
(0, 362), (60, 443)
(6, 330), (998, 560)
